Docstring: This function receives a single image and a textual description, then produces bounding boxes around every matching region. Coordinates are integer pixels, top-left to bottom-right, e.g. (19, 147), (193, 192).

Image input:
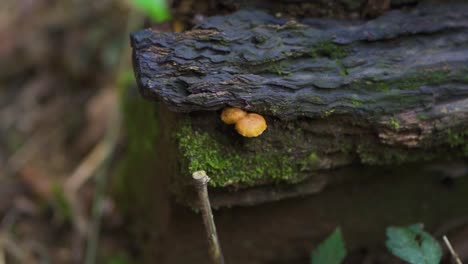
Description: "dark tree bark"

(133, 4), (468, 117)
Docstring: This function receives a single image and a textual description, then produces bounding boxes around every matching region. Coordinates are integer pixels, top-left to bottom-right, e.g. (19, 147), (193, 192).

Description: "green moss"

(389, 118), (400, 131)
(310, 42), (347, 60)
(349, 94), (363, 106)
(447, 129), (468, 156)
(309, 42), (348, 78)
(375, 82), (390, 92)
(299, 152), (320, 171)
(176, 124), (314, 187)
(266, 63), (292, 77)
(339, 61), (349, 76)
(216, 38), (230, 46)
(321, 108), (335, 118)
(417, 113), (430, 121)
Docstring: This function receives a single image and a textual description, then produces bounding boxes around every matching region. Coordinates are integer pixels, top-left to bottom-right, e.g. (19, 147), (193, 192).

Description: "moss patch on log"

(176, 123), (319, 187)
(309, 42), (347, 59)
(447, 129), (468, 156)
(174, 112), (468, 187)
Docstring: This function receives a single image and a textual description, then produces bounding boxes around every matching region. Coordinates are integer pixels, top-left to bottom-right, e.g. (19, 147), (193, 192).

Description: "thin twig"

(443, 235), (463, 264)
(192, 171), (225, 264)
(64, 134), (111, 237)
(65, 140), (109, 193)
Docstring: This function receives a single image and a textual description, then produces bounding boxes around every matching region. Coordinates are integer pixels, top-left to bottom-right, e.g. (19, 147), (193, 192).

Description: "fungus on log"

(131, 3), (468, 206)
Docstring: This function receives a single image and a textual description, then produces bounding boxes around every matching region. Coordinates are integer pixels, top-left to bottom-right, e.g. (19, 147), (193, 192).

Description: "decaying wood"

(131, 3), (468, 200)
(132, 3), (468, 141)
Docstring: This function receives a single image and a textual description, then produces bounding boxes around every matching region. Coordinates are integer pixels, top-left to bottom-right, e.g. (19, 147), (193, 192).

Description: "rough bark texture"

(132, 3), (468, 120)
(131, 3), (468, 203)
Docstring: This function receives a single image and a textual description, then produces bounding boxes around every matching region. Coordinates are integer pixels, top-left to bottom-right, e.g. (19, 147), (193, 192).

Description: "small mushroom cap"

(221, 107), (247, 125)
(235, 113), (267, 137)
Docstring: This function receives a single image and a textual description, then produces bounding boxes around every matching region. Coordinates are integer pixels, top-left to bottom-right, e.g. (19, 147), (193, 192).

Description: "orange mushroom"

(235, 113), (267, 138)
(221, 107), (247, 125)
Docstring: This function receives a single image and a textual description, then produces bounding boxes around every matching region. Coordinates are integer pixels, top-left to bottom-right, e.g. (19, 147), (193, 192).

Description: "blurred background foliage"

(132, 0), (171, 22)
(0, 0), (174, 263)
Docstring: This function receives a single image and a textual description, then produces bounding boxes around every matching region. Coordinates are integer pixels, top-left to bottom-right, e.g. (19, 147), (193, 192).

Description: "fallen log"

(131, 3), (468, 206)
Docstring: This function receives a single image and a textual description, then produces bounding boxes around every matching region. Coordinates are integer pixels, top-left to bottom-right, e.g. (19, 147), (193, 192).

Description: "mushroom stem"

(192, 171), (225, 264)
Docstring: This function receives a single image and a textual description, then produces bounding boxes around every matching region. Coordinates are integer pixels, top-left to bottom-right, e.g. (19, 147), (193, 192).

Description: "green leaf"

(311, 227), (347, 264)
(386, 224), (442, 264)
(131, 0), (171, 22)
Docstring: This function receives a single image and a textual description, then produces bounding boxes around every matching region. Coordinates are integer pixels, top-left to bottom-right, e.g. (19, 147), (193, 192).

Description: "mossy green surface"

(389, 118), (400, 131)
(349, 94), (364, 107)
(176, 124), (317, 187)
(266, 63), (292, 77)
(299, 152), (320, 171)
(310, 42), (347, 60)
(447, 129), (468, 156)
(417, 113), (430, 121)
(321, 108), (335, 118)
